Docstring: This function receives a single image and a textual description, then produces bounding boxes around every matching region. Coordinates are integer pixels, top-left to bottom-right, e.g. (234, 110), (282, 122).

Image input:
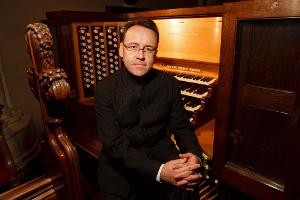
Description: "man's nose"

(136, 49), (145, 59)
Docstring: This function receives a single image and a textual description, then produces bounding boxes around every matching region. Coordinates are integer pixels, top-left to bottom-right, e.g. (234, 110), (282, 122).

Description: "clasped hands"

(160, 153), (201, 191)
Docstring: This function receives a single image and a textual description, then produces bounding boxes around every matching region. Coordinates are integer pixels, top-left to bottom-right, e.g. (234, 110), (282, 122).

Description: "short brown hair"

(121, 18), (159, 43)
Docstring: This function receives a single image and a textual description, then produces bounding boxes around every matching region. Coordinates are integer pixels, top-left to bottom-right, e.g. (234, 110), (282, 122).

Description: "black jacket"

(94, 67), (202, 198)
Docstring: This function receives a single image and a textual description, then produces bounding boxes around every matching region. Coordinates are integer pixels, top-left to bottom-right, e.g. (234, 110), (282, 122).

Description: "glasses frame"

(122, 42), (157, 56)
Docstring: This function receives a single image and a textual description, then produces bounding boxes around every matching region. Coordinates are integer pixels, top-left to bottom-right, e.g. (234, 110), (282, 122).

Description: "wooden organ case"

(44, 7), (222, 199)
(43, 1), (300, 199)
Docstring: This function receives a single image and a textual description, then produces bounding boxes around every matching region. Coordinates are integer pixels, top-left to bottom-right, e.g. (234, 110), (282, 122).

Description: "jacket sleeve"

(94, 82), (162, 180)
(168, 78), (203, 157)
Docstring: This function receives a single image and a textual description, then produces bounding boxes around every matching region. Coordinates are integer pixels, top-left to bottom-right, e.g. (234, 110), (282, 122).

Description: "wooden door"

(213, 1), (300, 199)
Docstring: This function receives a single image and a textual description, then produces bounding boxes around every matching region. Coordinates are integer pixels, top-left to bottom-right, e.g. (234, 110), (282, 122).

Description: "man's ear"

(119, 42), (124, 58)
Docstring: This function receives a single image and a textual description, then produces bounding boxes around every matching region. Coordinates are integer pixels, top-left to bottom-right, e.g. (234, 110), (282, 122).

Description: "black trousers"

(97, 156), (200, 200)
(99, 179), (200, 200)
(97, 139), (200, 200)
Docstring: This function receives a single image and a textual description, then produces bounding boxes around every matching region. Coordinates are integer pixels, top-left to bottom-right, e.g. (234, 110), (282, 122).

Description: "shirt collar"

(121, 66), (157, 86)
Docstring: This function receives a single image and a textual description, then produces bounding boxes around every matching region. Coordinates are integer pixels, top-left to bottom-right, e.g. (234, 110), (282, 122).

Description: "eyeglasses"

(122, 43), (157, 55)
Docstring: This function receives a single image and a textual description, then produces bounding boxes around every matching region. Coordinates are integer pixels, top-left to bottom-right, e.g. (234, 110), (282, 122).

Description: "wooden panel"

(214, 1), (300, 199)
(228, 17), (300, 186)
(241, 85), (295, 114)
(65, 100), (103, 159)
(154, 17), (222, 63)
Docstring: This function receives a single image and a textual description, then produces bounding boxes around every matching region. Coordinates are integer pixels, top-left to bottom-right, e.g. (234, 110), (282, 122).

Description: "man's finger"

(183, 173), (202, 182)
(179, 153), (192, 159)
(172, 161), (189, 170)
(175, 163), (200, 173)
(174, 170), (194, 180)
(173, 158), (187, 164)
(176, 179), (189, 186)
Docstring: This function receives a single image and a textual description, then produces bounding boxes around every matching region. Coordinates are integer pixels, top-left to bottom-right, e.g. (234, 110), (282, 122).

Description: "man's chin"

(131, 69), (150, 77)
(132, 71), (147, 77)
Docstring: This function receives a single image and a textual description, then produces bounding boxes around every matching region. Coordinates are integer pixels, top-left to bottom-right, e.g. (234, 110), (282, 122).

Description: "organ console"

(42, 1), (300, 199)
(44, 7), (222, 199)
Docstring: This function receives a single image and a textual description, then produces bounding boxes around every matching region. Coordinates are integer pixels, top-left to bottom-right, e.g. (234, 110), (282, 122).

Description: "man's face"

(119, 25), (158, 77)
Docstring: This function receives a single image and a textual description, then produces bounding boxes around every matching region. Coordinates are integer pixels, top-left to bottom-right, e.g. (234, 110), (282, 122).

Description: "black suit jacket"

(94, 68), (202, 197)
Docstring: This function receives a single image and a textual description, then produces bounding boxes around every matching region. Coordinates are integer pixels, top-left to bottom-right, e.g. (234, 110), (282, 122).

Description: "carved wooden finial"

(26, 23), (70, 101)
(26, 23), (55, 70)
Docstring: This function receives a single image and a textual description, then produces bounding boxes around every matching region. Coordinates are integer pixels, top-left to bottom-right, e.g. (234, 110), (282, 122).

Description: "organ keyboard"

(174, 73), (217, 86)
(154, 59), (218, 128)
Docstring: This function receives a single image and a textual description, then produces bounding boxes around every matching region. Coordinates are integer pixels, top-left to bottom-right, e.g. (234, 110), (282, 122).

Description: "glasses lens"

(124, 43), (156, 55)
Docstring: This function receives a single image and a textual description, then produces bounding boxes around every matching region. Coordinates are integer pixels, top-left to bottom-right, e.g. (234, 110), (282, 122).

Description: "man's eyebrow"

(125, 42), (156, 48)
(124, 42), (138, 45)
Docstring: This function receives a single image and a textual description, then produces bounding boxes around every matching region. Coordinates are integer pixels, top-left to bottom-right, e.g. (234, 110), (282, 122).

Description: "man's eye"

(144, 47), (154, 52)
(128, 45), (138, 50)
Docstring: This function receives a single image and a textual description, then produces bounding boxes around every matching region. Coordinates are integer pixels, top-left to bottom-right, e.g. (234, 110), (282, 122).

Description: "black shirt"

(94, 67), (202, 180)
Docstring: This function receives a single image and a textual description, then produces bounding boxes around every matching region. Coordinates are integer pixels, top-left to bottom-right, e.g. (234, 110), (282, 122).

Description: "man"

(94, 18), (203, 200)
